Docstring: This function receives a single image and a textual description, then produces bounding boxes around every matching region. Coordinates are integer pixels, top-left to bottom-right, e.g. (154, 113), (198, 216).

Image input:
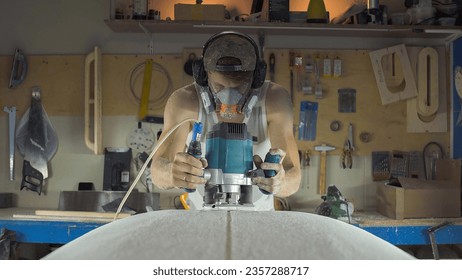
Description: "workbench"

(353, 212), (462, 246)
(0, 208), (113, 244)
(1, 208), (461, 246)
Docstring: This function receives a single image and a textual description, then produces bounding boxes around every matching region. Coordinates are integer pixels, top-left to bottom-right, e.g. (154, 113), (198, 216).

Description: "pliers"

(341, 140), (353, 169)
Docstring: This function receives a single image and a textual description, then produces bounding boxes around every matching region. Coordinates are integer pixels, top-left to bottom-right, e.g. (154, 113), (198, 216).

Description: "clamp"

(428, 221), (453, 260)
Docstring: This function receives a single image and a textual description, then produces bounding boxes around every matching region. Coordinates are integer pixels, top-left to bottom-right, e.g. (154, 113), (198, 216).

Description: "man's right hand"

(171, 152), (208, 190)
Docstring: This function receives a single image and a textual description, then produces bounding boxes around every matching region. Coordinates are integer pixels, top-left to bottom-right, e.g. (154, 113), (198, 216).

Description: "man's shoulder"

(165, 83), (200, 120)
(170, 83), (199, 103)
(265, 82), (290, 103)
(266, 82), (288, 94)
(173, 83), (197, 95)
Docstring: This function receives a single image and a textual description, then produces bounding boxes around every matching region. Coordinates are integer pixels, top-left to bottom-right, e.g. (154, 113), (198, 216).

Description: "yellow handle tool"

(314, 144), (336, 195)
(180, 193), (190, 210)
(138, 59), (153, 121)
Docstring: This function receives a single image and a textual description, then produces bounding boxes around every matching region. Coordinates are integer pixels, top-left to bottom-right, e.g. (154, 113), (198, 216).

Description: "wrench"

(3, 106), (16, 181)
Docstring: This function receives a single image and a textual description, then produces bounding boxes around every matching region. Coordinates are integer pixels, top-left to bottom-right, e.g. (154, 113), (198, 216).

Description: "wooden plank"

(12, 210), (131, 222)
(353, 211), (462, 226)
(35, 210), (131, 218)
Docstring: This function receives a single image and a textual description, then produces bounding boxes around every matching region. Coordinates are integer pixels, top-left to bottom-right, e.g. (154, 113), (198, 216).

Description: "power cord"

(113, 118), (197, 221)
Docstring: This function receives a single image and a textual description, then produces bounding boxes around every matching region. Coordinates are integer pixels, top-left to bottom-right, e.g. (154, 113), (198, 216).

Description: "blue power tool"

(203, 122), (277, 209)
(204, 122), (254, 207)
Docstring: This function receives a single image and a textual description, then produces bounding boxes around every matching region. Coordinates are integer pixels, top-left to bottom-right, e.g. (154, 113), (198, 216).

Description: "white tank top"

(186, 81), (274, 210)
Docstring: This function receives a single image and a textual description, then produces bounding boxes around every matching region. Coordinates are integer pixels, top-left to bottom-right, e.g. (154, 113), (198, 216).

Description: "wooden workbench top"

(1, 208), (460, 227)
(353, 211), (462, 227)
(0, 207), (130, 223)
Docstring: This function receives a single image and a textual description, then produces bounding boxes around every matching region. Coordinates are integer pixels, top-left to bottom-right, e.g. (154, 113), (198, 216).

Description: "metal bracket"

(428, 221), (453, 260)
(9, 48), (28, 89)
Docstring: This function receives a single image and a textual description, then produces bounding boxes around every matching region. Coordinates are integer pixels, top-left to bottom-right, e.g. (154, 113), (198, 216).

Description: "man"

(151, 31), (300, 210)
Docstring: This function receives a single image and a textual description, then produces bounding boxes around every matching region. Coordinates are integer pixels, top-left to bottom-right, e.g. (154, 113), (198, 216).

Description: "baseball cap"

(203, 33), (257, 72)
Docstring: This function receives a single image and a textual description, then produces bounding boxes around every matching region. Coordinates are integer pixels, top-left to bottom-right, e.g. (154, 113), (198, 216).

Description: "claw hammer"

(314, 144), (336, 195)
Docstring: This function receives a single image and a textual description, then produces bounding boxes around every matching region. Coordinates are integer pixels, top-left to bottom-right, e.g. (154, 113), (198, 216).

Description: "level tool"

(138, 59), (153, 121)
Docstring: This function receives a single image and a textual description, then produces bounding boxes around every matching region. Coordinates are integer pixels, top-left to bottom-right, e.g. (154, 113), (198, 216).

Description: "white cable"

(113, 118), (197, 221)
(129, 61), (172, 110)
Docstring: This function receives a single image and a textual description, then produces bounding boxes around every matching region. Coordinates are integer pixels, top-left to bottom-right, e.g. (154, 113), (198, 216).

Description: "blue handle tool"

(184, 122), (203, 193)
(259, 152), (281, 195)
(263, 152), (280, 178)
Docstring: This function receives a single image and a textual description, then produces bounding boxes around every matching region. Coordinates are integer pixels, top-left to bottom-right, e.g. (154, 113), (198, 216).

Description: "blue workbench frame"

(359, 224), (462, 246)
(1, 218), (461, 246)
(0, 219), (104, 244)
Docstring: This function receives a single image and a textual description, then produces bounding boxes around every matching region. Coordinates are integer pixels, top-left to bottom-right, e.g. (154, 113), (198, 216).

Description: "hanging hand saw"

(9, 49), (28, 89)
(15, 87), (58, 195)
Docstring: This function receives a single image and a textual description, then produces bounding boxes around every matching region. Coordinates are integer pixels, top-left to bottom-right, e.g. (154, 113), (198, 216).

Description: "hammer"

(314, 144), (336, 195)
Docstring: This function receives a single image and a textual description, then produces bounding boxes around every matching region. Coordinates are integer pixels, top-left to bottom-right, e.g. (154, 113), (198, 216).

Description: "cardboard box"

(376, 159), (461, 219)
(174, 4), (225, 21)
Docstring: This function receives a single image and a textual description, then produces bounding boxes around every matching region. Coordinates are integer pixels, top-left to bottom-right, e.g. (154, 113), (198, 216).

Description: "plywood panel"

(101, 54), (185, 117)
(0, 55), (85, 116)
(1, 49), (450, 156)
(262, 48), (449, 156)
(0, 54), (185, 118)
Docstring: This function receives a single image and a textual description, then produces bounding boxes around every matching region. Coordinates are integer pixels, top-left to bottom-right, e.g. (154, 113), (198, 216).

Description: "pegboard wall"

(1, 47), (450, 157)
(259, 48), (450, 156)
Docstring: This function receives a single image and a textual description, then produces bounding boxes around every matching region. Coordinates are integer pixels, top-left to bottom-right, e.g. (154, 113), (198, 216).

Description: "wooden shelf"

(105, 19), (462, 41)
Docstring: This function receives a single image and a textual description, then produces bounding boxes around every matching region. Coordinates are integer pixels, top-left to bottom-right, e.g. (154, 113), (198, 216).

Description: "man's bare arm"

(150, 85), (206, 190)
(265, 83), (301, 197)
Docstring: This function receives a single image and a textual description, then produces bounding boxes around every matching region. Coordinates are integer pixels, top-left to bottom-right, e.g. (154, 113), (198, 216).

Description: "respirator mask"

(208, 72), (253, 119)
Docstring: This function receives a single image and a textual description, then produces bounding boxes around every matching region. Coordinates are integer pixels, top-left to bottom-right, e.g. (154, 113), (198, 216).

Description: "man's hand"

(252, 148), (286, 195)
(171, 152), (208, 190)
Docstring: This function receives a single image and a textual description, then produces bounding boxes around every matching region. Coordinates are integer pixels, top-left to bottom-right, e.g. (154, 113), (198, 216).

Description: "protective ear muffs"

(193, 31), (267, 89)
(192, 57), (208, 87)
(252, 60), (267, 89)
